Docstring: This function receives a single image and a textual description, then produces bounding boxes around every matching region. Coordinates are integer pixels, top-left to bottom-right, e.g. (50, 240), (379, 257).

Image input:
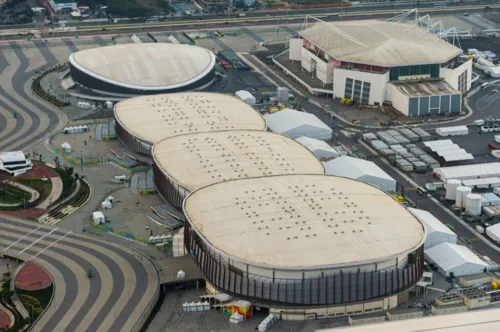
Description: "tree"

(54, 156), (60, 169)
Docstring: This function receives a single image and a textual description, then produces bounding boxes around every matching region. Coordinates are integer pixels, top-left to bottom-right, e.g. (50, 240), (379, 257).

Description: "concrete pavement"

(0, 217), (159, 332)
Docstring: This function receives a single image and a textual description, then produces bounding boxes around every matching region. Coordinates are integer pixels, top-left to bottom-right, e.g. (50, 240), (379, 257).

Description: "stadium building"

(152, 130), (325, 207)
(275, 17), (472, 117)
(114, 93), (266, 155)
(183, 174), (426, 319)
(68, 44), (216, 98)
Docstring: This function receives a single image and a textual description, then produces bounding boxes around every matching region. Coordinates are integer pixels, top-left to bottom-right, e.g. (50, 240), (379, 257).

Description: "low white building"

(323, 156), (396, 192)
(0, 151), (33, 177)
(424, 243), (489, 277)
(408, 208), (457, 249)
(266, 109), (332, 140)
(486, 223), (500, 244)
(235, 90), (256, 105)
(295, 136), (339, 160)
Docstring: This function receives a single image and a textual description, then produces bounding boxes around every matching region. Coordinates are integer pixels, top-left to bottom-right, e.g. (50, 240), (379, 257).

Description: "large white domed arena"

(184, 174), (426, 315)
(152, 130), (325, 207)
(69, 43), (216, 97)
(114, 92), (266, 155)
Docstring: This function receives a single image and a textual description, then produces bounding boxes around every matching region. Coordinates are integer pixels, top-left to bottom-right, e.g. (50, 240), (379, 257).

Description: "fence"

(91, 222), (151, 246)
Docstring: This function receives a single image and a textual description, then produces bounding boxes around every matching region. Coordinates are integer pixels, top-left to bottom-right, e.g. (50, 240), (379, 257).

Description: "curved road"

(0, 217), (159, 332)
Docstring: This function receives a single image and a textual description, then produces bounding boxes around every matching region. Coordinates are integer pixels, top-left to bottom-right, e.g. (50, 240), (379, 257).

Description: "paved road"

(0, 217), (159, 332)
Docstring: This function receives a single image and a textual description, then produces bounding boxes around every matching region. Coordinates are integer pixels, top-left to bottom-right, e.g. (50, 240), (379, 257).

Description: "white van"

(112, 174), (128, 184)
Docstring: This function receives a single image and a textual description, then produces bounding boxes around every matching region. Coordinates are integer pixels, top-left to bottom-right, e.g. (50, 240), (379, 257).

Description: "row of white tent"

(423, 140), (473, 162)
(64, 125), (89, 134)
(436, 126), (468, 137)
(182, 301), (211, 312)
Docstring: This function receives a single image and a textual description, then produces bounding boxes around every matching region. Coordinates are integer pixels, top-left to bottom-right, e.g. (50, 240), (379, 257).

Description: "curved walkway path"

(0, 217), (159, 332)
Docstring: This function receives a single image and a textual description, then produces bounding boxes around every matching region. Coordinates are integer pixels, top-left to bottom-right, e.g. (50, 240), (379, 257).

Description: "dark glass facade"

(184, 223), (424, 307)
(70, 63), (215, 96)
(389, 64), (440, 81)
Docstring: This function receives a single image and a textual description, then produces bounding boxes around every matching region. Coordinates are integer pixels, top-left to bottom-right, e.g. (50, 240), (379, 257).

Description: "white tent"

(101, 200), (112, 209)
(424, 243), (489, 277)
(92, 211), (105, 224)
(230, 312), (244, 324)
(61, 141), (72, 154)
(323, 156), (396, 192)
(295, 136), (339, 160)
(266, 109), (332, 141)
(408, 208), (457, 249)
(486, 223), (500, 243)
(235, 90), (256, 105)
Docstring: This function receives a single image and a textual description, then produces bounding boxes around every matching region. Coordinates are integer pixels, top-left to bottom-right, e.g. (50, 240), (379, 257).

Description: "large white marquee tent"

(266, 109), (333, 141)
(408, 208), (457, 249)
(323, 156), (396, 192)
(424, 243), (489, 277)
(295, 136), (339, 160)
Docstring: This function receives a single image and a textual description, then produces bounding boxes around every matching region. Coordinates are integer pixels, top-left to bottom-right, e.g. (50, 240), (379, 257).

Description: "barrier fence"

(91, 222), (151, 246)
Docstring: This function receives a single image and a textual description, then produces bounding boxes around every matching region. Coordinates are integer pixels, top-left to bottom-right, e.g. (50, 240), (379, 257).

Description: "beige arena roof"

(70, 43), (214, 89)
(114, 92), (266, 145)
(153, 131), (325, 192)
(184, 174), (425, 268)
(300, 20), (462, 67)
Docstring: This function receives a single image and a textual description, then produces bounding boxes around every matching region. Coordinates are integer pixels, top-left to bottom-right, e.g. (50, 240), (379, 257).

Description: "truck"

(239, 13), (246, 18)
(112, 174), (128, 184)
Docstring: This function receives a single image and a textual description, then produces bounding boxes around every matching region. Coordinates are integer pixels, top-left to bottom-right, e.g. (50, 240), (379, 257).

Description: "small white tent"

(92, 211), (105, 224)
(323, 156), (396, 192)
(266, 109), (332, 140)
(61, 141), (72, 154)
(424, 243), (489, 277)
(101, 200), (112, 209)
(235, 90), (256, 105)
(408, 208), (457, 249)
(295, 136), (339, 160)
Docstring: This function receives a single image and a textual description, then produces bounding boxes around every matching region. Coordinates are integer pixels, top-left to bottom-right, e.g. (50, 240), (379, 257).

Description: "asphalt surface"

(0, 217), (159, 332)
(245, 54), (500, 263)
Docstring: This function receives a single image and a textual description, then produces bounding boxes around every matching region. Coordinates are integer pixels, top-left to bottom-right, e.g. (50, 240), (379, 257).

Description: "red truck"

(488, 142), (500, 150)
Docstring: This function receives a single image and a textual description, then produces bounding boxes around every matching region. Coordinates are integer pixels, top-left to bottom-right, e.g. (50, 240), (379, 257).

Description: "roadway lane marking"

(18, 227), (59, 255)
(28, 230), (73, 261)
(2, 224), (44, 253)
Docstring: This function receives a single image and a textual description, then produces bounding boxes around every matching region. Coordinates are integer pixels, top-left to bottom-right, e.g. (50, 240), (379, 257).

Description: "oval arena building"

(152, 130), (325, 207)
(69, 43), (216, 97)
(183, 174), (426, 317)
(114, 93), (267, 155)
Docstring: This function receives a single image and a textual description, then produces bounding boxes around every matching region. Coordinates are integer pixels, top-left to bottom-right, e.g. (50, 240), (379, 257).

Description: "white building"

(295, 136), (339, 160)
(424, 243), (489, 277)
(235, 90), (256, 105)
(408, 208), (457, 249)
(279, 18), (472, 117)
(323, 156), (396, 192)
(266, 109), (332, 140)
(486, 223), (500, 244)
(0, 151), (33, 177)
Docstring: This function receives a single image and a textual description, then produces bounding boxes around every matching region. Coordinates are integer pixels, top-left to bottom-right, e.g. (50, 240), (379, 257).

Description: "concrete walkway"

(0, 180), (39, 207)
(37, 176), (63, 209)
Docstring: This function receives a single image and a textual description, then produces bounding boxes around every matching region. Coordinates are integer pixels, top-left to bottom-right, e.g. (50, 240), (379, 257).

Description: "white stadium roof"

(266, 109), (332, 140)
(323, 156), (396, 192)
(300, 19), (462, 67)
(316, 307), (500, 332)
(408, 208), (457, 249)
(184, 174), (425, 268)
(424, 243), (488, 277)
(295, 136), (339, 160)
(114, 92), (266, 145)
(70, 43), (215, 90)
(153, 131), (325, 192)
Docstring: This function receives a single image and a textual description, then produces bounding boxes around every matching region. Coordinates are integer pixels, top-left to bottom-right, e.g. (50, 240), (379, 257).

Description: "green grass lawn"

(15, 178), (53, 204)
(0, 182), (33, 204)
